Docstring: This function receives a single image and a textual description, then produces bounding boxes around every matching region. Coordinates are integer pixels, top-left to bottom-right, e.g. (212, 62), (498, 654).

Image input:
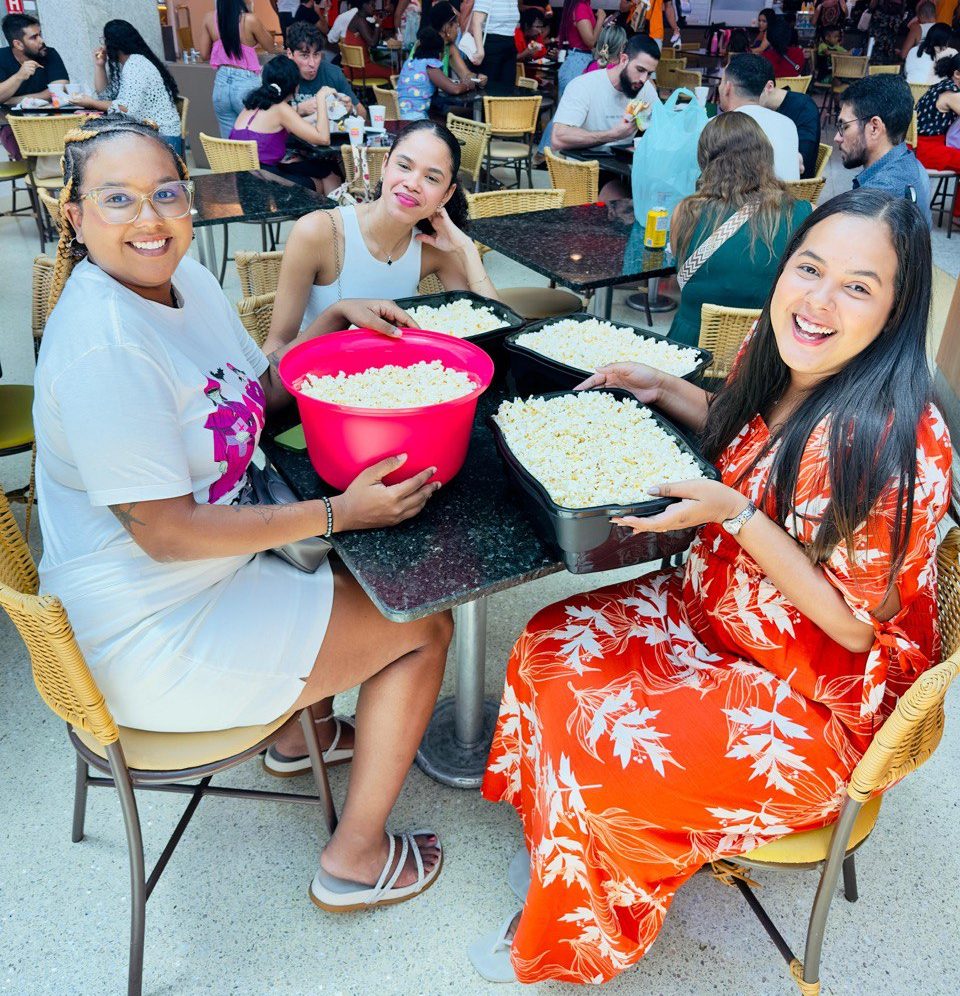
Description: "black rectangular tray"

(504, 313), (712, 396)
(489, 388), (719, 574)
(393, 290), (526, 378)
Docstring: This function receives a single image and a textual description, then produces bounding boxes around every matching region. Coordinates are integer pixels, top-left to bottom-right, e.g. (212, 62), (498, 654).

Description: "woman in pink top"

(557, 0), (606, 96)
(198, 0), (280, 136)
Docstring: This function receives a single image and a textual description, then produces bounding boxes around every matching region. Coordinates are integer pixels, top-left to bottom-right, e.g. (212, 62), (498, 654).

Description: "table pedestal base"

(416, 697), (499, 789)
(626, 290), (677, 313)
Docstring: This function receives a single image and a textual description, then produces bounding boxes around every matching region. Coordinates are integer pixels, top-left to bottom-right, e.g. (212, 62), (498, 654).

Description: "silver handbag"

(238, 462), (332, 574)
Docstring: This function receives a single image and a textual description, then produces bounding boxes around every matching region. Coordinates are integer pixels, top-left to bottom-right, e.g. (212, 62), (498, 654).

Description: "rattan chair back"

(814, 142), (832, 178)
(655, 56), (686, 91)
(7, 113), (80, 159)
(515, 61), (527, 83)
(235, 249), (284, 297)
(390, 74), (400, 89)
(698, 303), (760, 381)
(447, 114), (492, 188)
(32, 254), (54, 354)
(175, 95), (190, 141)
(868, 64), (901, 75)
(544, 147), (599, 206)
(37, 186), (59, 229)
(831, 53), (867, 83)
(784, 176), (826, 204)
(482, 95), (542, 136)
(906, 112), (918, 148)
(909, 82), (931, 106)
(516, 76), (539, 91)
(674, 69), (703, 91)
(417, 272), (445, 295)
(236, 291), (275, 348)
(466, 187), (564, 220)
(339, 145), (389, 196)
(372, 84), (400, 120)
(775, 75), (812, 93)
(199, 132), (260, 173)
(339, 41), (367, 72)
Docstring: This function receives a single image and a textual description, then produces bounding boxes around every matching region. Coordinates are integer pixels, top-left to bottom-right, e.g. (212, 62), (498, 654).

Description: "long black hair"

(701, 189), (933, 590)
(918, 21), (953, 59)
(243, 55), (300, 109)
(380, 119), (469, 234)
(103, 19), (179, 104)
(216, 0), (249, 61)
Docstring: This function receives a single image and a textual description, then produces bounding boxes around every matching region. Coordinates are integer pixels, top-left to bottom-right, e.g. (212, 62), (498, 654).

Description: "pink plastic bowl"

(278, 328), (495, 490)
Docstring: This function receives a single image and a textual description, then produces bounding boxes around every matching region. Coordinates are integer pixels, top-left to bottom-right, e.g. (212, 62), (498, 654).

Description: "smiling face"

(769, 213), (898, 389)
(379, 129), (456, 223)
(63, 133), (193, 305)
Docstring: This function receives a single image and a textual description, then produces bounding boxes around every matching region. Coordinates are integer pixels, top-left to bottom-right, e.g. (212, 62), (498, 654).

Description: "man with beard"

(0, 14), (68, 106)
(836, 74), (932, 226)
(550, 32), (661, 198)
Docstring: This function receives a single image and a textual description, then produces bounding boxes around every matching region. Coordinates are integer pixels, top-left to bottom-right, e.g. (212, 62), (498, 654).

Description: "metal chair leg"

(299, 710), (338, 835)
(72, 754), (89, 843)
(797, 797), (863, 994)
(218, 223), (229, 286)
(106, 742), (146, 996)
(842, 853), (858, 902)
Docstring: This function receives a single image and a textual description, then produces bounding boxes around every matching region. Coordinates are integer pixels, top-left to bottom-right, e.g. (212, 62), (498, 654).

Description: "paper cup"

(66, 82), (82, 96)
(347, 117), (364, 146)
(695, 86), (709, 107)
(370, 105), (386, 131)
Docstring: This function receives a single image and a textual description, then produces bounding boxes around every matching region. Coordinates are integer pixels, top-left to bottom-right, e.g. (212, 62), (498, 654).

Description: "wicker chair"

(784, 176), (826, 204)
(868, 63), (901, 75)
(721, 527), (960, 996)
(482, 95), (542, 189)
(516, 76), (539, 92)
(236, 291), (275, 348)
(775, 74), (812, 93)
(417, 272), (446, 295)
(390, 73), (400, 89)
(655, 56), (686, 93)
(0, 488), (338, 996)
(544, 147), (599, 207)
(466, 189), (582, 319)
(447, 113), (492, 192)
(821, 54), (867, 123)
(175, 94), (189, 146)
(36, 186), (60, 238)
(813, 142), (832, 178)
(339, 145), (389, 199)
(372, 84), (400, 121)
(235, 249), (284, 297)
(909, 81), (931, 107)
(697, 303), (760, 382)
(6, 112), (79, 250)
(0, 158), (30, 222)
(339, 41), (384, 95)
(674, 68), (703, 93)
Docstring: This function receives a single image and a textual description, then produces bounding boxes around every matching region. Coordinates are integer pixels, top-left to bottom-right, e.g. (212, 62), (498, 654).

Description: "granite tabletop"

(469, 200), (677, 292)
(262, 387), (563, 622)
(191, 170), (333, 227)
(565, 145), (634, 179)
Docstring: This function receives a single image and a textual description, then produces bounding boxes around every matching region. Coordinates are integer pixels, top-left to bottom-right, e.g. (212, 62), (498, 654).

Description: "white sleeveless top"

(301, 205), (424, 330)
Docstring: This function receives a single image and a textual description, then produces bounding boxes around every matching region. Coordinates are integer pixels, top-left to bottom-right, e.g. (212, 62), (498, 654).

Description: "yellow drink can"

(644, 207), (668, 250)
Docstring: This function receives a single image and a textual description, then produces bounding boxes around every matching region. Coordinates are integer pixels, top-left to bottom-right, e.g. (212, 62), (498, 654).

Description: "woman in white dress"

(269, 119), (498, 340)
(72, 20), (184, 153)
(905, 21), (957, 84)
(35, 115), (450, 911)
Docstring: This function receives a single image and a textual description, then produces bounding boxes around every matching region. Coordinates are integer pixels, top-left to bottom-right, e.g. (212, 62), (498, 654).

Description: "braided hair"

(49, 115), (189, 313)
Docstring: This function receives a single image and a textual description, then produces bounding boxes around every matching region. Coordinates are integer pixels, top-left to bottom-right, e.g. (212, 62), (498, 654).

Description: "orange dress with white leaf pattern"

(481, 403), (952, 984)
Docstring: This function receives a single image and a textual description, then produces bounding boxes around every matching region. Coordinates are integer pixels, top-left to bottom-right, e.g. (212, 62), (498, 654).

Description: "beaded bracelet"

(320, 494), (334, 539)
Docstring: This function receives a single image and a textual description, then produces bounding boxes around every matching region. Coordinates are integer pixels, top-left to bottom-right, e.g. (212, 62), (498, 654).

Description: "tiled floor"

(1, 145), (958, 996)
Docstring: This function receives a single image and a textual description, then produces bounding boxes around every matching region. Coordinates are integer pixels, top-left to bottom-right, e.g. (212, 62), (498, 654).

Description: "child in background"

(397, 27), (476, 120)
(816, 26), (847, 83)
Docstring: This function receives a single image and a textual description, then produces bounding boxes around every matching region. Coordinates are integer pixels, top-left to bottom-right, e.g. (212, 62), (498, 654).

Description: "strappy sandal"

(263, 713), (354, 777)
(467, 912), (520, 983)
(309, 831), (443, 913)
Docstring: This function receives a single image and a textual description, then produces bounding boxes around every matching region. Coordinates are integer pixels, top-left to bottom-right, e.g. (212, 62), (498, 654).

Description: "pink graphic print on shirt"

(203, 362), (266, 503)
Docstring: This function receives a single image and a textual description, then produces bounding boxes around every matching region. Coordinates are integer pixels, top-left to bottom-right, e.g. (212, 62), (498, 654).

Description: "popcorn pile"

(494, 392), (704, 508)
(516, 318), (701, 377)
(407, 300), (504, 339)
(297, 360), (474, 408)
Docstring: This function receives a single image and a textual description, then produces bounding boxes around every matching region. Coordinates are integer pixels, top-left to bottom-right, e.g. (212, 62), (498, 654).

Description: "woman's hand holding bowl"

(575, 362), (664, 406)
(612, 480), (749, 535)
(335, 454), (441, 530)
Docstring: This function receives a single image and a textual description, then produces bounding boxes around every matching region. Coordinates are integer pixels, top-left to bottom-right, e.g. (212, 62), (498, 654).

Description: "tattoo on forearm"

(247, 505), (277, 525)
(267, 348), (282, 371)
(110, 503), (145, 535)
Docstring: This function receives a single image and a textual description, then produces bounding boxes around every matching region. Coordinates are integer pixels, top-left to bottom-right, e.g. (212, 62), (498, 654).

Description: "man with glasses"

(836, 74), (932, 226)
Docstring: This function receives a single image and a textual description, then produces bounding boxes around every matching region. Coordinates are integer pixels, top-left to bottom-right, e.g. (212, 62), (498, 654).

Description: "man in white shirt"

(551, 32), (662, 198)
(718, 54), (800, 181)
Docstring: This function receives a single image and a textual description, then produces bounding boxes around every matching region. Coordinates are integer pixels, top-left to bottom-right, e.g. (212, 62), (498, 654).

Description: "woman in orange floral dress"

(470, 190), (953, 984)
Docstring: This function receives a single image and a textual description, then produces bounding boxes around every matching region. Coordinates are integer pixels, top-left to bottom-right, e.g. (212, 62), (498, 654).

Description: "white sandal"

(263, 713), (354, 777)
(507, 846), (531, 903)
(309, 831), (443, 913)
(467, 912), (520, 983)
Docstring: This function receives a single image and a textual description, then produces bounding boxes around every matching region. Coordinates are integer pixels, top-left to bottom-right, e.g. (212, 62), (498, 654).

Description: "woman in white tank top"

(271, 120), (499, 339)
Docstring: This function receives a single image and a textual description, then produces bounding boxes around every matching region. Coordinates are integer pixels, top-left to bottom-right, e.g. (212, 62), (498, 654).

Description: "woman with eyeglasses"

(33, 115), (452, 911)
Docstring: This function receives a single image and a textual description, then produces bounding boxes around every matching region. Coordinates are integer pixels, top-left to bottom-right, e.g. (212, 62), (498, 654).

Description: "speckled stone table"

(190, 171), (333, 273)
(262, 388), (563, 788)
(468, 200), (677, 319)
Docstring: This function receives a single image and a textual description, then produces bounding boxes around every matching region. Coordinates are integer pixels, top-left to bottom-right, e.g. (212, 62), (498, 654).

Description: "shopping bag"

(631, 88), (708, 227)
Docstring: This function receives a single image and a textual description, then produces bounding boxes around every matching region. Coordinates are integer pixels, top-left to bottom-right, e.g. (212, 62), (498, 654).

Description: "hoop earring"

(69, 237), (86, 258)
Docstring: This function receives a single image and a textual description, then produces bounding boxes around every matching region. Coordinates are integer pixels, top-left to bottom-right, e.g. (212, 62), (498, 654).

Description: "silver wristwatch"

(722, 501), (757, 536)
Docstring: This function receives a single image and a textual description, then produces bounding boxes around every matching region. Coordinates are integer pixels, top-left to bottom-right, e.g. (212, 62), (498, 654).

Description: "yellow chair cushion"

(73, 711), (294, 772)
(489, 140), (533, 159)
(0, 161), (29, 180)
(0, 385), (34, 452)
(498, 286), (583, 320)
(737, 795), (882, 866)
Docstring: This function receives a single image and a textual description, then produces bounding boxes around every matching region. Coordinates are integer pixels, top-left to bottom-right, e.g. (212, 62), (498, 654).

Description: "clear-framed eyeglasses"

(80, 180), (195, 224)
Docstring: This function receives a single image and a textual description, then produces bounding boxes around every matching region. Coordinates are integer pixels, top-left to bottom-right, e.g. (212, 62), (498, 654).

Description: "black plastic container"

(394, 290), (526, 378)
(504, 313), (712, 396)
(489, 389), (720, 574)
